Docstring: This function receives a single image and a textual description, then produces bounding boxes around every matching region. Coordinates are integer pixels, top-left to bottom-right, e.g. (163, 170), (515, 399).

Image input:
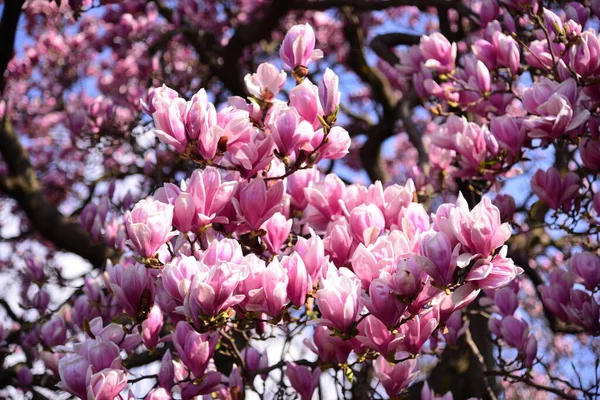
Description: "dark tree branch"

(0, 0), (24, 94)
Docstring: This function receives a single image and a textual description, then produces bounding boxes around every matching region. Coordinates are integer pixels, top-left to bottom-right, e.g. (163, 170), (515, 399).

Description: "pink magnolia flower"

(450, 194), (512, 258)
(570, 31), (600, 78)
(183, 261), (247, 322)
(418, 231), (460, 288)
(305, 326), (355, 364)
(78, 337), (122, 373)
(106, 262), (155, 318)
(490, 115), (525, 158)
(152, 96), (188, 153)
(280, 24), (324, 70)
(579, 137), (600, 171)
(539, 268), (573, 322)
(564, 289), (600, 333)
(40, 315), (67, 347)
(494, 287), (519, 317)
(286, 168), (321, 210)
(57, 355), (92, 398)
(262, 212), (292, 253)
(323, 218), (354, 267)
(161, 256), (205, 303)
(269, 107), (314, 156)
(246, 259), (289, 318)
(286, 362), (320, 400)
(184, 88), (217, 141)
(395, 308), (438, 355)
(531, 168), (580, 210)
(420, 32), (457, 73)
(86, 368), (128, 400)
(281, 253), (311, 307)
(244, 62), (286, 100)
(493, 194), (516, 222)
(314, 266), (362, 333)
(295, 233), (327, 283)
(363, 279), (406, 327)
(349, 204), (385, 246)
(141, 305), (163, 349)
(172, 321), (218, 379)
(522, 78), (589, 139)
(124, 199), (175, 258)
(569, 252), (600, 290)
(235, 178), (284, 231)
(319, 68), (340, 116)
(142, 84), (179, 116)
(373, 357), (418, 397)
(356, 315), (397, 358)
(188, 167), (238, 226)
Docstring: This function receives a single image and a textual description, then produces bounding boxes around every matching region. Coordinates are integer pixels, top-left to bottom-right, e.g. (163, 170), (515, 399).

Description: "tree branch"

(0, 0), (24, 94)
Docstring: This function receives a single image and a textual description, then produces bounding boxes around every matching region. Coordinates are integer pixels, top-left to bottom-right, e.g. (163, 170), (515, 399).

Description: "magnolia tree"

(0, 0), (599, 399)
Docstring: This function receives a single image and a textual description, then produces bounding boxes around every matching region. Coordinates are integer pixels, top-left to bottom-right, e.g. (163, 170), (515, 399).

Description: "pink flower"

(494, 287), (519, 317)
(161, 256), (205, 303)
(246, 259), (289, 318)
(106, 262), (155, 318)
(319, 68), (340, 116)
(124, 199), (175, 258)
(349, 204), (385, 246)
(269, 107), (314, 156)
(286, 362), (320, 400)
(280, 24), (324, 70)
(244, 62), (286, 100)
(395, 309), (438, 355)
(420, 33), (457, 73)
(493, 194), (516, 222)
(317, 126), (351, 160)
(141, 305), (163, 349)
(314, 266), (362, 333)
(363, 279), (406, 328)
(172, 321), (218, 379)
(183, 262), (247, 322)
(451, 194), (512, 258)
(569, 252), (600, 290)
(356, 315), (396, 358)
(579, 138), (600, 170)
(522, 78), (589, 139)
(235, 178), (284, 231)
(373, 357), (418, 397)
(282, 253), (311, 307)
(305, 326), (355, 364)
(188, 167), (238, 226)
(40, 315), (67, 347)
(286, 168), (321, 210)
(57, 355), (92, 398)
(490, 115), (525, 158)
(531, 168), (580, 210)
(564, 290), (600, 333)
(418, 231), (460, 288)
(289, 80), (322, 128)
(152, 96), (188, 153)
(570, 31), (600, 78)
(142, 84), (179, 115)
(184, 88), (217, 141)
(86, 368), (128, 400)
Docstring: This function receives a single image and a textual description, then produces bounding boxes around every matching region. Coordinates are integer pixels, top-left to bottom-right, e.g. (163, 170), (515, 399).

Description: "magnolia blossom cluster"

(538, 252), (600, 334)
(55, 174), (524, 399)
(395, 6), (600, 199)
(45, 24), (527, 399)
